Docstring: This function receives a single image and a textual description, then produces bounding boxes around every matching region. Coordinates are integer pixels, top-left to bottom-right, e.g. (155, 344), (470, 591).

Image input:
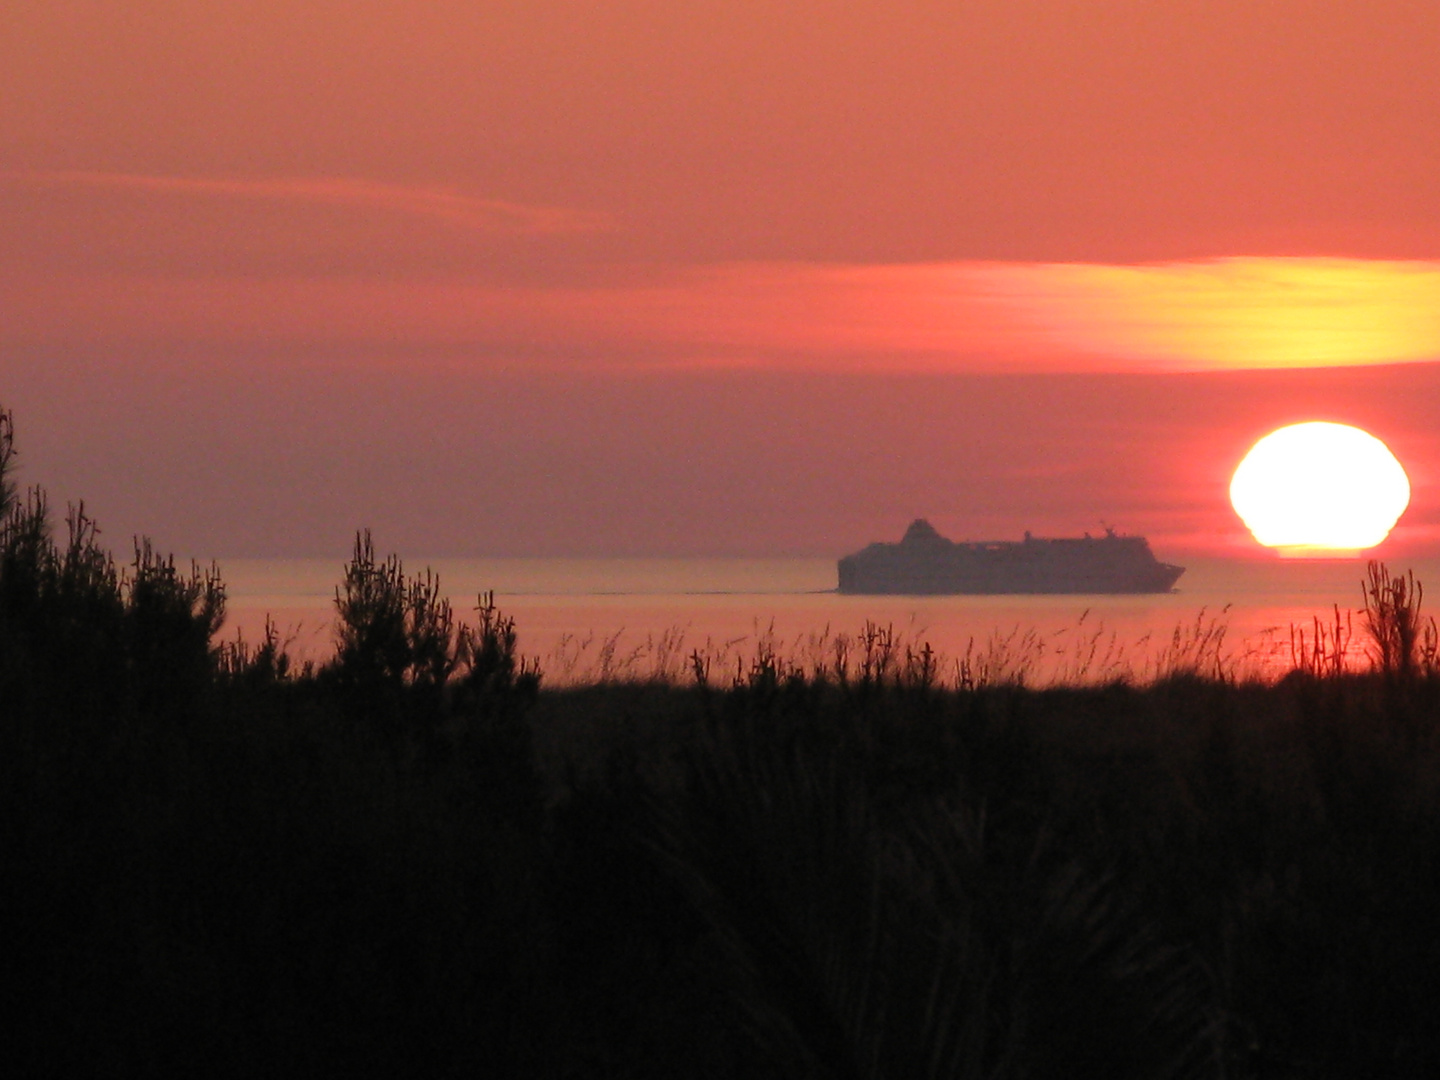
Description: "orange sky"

(5, 2), (1440, 557)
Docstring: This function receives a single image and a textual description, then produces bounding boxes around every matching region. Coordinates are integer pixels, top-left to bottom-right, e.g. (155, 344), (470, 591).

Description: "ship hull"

(836, 565), (1185, 595)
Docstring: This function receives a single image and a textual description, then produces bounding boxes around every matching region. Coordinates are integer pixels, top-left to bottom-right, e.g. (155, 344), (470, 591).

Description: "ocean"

(217, 554), (1440, 684)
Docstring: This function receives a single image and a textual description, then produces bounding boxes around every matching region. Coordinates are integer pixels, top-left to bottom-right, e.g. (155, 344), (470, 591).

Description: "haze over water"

(222, 554), (1437, 683)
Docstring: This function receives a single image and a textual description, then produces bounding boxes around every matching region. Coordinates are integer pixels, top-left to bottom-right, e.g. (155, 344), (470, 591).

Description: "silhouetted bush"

(462, 589), (542, 702)
(332, 529), (456, 687)
(329, 530), (538, 712)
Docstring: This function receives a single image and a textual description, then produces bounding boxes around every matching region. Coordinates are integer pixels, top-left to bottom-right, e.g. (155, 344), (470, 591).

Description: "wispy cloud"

(6, 245), (1440, 373)
(0, 170), (613, 236)
(508, 258), (1440, 372)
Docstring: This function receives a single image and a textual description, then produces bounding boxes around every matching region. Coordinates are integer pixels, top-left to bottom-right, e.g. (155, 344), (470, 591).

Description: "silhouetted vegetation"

(6, 405), (1440, 1077)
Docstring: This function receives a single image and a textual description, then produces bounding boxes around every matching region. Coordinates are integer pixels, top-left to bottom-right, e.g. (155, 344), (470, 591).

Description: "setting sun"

(1229, 422), (1411, 554)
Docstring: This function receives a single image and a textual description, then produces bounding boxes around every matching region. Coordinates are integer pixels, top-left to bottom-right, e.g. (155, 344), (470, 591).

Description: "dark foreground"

(9, 632), (1440, 1077)
(5, 411), (1440, 1078)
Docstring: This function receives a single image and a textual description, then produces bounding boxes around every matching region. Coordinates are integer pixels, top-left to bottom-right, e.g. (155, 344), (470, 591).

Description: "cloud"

(488, 258), (1440, 372)
(6, 248), (1440, 374)
(993, 258), (1440, 370)
(0, 170), (613, 236)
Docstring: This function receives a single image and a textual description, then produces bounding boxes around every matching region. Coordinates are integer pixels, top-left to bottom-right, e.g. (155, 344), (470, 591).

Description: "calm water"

(217, 554), (1440, 683)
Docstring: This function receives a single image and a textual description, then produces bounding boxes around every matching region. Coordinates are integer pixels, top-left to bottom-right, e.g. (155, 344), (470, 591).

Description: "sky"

(4, 1), (1440, 558)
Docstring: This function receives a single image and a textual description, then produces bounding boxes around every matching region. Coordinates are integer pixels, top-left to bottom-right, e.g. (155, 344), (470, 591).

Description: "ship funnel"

(902, 519), (946, 544)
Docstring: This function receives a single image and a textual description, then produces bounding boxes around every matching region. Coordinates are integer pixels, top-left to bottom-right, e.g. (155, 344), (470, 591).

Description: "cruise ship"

(838, 519), (1185, 595)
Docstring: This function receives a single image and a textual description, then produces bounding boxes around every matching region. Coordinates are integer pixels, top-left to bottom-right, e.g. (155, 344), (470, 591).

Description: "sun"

(1229, 422), (1410, 554)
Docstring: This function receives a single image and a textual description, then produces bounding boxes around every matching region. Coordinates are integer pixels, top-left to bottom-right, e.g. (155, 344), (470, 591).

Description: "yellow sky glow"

(996, 257), (1440, 370)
